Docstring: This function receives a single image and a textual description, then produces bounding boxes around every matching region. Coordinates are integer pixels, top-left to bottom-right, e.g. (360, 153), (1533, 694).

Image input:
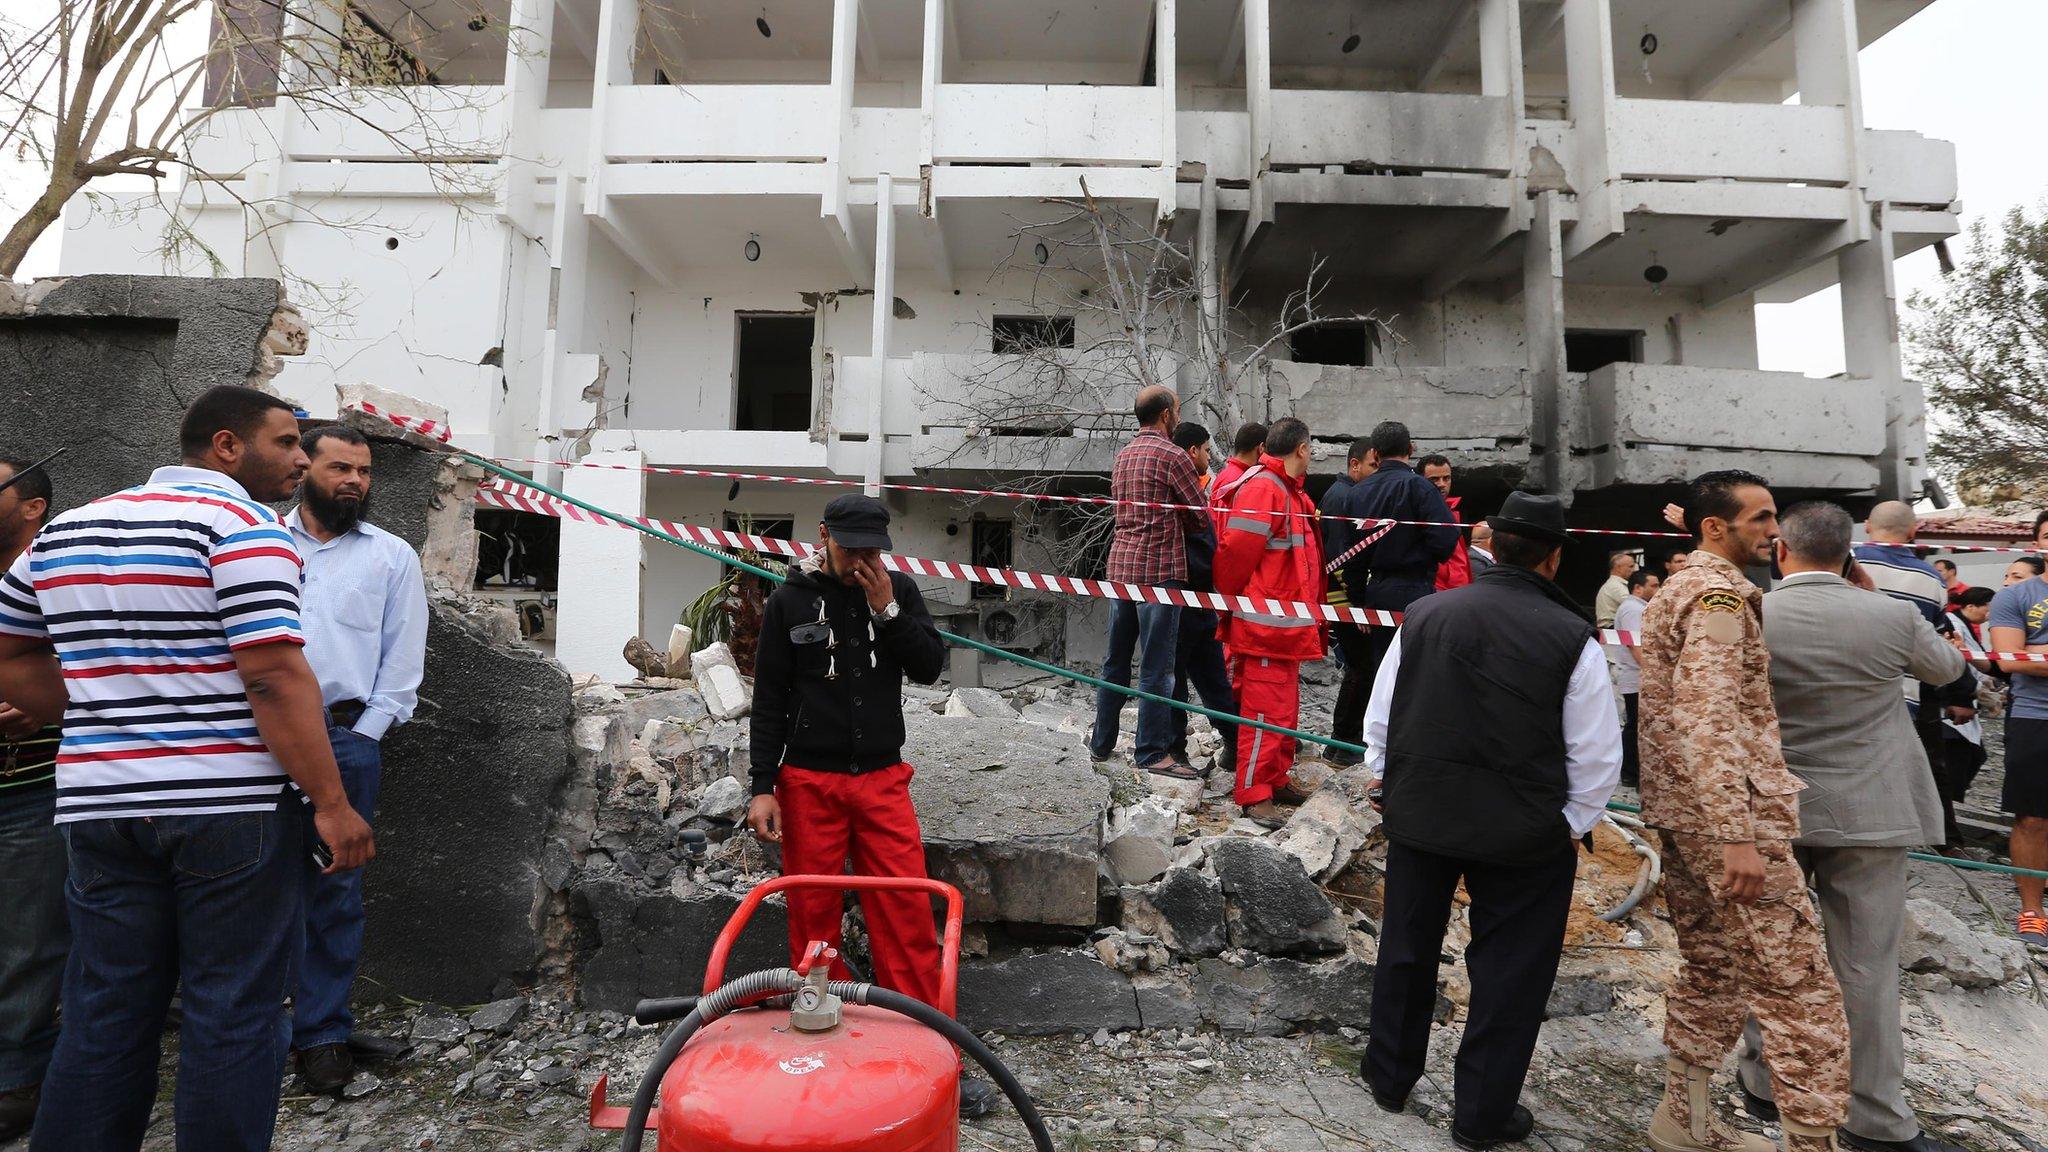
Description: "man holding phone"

(745, 495), (996, 1116)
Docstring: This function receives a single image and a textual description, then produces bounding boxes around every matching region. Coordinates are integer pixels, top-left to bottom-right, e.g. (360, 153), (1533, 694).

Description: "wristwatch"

(873, 600), (901, 623)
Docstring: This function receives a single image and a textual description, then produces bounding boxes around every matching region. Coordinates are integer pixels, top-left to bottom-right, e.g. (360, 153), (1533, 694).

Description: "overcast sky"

(5, 0), (2043, 379)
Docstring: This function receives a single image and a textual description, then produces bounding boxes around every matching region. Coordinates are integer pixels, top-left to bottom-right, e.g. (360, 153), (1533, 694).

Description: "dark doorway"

(1564, 329), (1644, 373)
(992, 315), (1075, 354)
(1290, 321), (1376, 367)
(735, 314), (815, 431)
(970, 518), (1014, 599)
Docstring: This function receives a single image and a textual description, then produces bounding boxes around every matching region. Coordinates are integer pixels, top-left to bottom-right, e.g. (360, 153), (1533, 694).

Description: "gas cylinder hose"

(618, 970), (1055, 1152)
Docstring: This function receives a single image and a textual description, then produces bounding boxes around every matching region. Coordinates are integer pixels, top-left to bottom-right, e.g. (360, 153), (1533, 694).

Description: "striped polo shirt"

(0, 467), (306, 824)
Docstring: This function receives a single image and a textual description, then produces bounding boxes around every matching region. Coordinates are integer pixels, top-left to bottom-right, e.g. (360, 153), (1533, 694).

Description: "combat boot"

(1781, 1120), (1841, 1152)
(1649, 1058), (1775, 1152)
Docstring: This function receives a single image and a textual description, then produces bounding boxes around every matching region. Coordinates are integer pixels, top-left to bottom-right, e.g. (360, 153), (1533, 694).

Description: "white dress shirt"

(1364, 629), (1624, 837)
(286, 509), (429, 740)
(1610, 594), (1646, 694)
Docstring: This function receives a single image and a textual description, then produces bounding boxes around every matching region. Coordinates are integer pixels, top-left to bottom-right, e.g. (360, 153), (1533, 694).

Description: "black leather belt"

(327, 699), (368, 727)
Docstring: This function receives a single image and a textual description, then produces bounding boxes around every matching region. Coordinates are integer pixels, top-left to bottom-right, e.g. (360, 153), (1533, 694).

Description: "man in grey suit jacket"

(1736, 501), (1967, 1152)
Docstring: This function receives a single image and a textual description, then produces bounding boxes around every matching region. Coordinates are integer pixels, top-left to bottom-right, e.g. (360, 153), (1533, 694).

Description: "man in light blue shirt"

(285, 424), (428, 1093)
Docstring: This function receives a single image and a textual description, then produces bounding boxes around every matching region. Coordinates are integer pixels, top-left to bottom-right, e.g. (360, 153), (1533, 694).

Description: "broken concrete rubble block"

(1120, 868), (1228, 959)
(1146, 772), (1204, 806)
(1092, 928), (1170, 973)
(905, 710), (1110, 927)
(1018, 701), (1078, 730)
(468, 997), (529, 1035)
(1185, 955), (1375, 1035)
(1208, 837), (1348, 956)
(1543, 978), (1617, 1019)
(1901, 899), (2028, 988)
(574, 681), (628, 709)
(697, 776), (748, 823)
(611, 686), (710, 737)
(690, 643), (752, 720)
(1102, 797), (1179, 887)
(623, 636), (668, 680)
(1272, 763), (1384, 882)
(956, 951), (1143, 1036)
(337, 383), (451, 447)
(944, 686), (1020, 721)
(410, 1013), (468, 1045)
(666, 624), (694, 677)
(572, 878), (789, 1012)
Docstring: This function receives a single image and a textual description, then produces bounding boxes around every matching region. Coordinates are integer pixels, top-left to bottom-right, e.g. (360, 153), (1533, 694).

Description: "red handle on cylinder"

(702, 873), (964, 1018)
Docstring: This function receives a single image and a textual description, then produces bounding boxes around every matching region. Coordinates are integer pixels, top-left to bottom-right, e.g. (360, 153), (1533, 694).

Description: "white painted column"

(866, 171), (896, 495)
(1792, 0), (1868, 237)
(1841, 208), (1918, 502)
(1155, 0), (1177, 215)
(1478, 0), (1527, 194)
(1240, 0), (1271, 255)
(1561, 0), (1619, 258)
(1523, 190), (1568, 497)
(554, 449), (648, 681)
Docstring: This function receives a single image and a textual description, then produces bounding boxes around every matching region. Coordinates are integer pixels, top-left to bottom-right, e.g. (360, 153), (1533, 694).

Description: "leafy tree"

(1906, 204), (2048, 500)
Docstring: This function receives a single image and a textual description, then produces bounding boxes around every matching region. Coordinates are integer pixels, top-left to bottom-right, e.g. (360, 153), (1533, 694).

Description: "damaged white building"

(56, 0), (1959, 679)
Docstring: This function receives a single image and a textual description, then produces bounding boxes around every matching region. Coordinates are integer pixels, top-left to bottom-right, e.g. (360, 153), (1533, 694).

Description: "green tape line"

(468, 455), (2048, 883)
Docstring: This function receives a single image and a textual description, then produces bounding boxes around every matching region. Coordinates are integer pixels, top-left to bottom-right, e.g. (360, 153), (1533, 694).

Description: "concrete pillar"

(1523, 190), (1567, 496)
(1560, 0), (1619, 257)
(867, 172), (896, 494)
(1841, 208), (1919, 502)
(554, 449), (647, 681)
(1242, 0), (1271, 248)
(1791, 0), (1868, 237)
(1155, 0), (1177, 214)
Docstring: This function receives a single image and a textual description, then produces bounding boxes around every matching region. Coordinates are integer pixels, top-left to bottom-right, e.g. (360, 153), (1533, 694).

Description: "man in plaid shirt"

(1090, 385), (1208, 778)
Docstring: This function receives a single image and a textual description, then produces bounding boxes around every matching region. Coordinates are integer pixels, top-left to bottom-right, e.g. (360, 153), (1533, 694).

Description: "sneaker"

(2019, 911), (2048, 952)
(297, 1043), (355, 1095)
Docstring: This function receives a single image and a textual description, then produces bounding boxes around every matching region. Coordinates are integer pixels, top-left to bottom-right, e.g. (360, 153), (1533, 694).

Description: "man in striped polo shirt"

(0, 457), (62, 1142)
(0, 385), (373, 1152)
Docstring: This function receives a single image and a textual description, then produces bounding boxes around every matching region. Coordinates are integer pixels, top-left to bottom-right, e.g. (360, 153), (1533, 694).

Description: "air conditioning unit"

(975, 599), (1062, 655)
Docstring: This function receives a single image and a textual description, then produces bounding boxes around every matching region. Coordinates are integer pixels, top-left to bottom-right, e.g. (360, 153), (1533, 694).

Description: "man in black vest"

(1361, 492), (1624, 1149)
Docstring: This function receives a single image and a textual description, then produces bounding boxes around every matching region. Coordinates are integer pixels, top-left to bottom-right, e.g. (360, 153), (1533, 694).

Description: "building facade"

(58, 0), (1960, 679)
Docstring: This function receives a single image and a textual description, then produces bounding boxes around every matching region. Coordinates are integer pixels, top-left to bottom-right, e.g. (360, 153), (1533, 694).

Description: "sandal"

(1140, 757), (1200, 780)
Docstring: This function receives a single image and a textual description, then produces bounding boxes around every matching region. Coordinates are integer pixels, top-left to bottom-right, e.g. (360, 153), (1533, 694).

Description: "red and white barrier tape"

(357, 400), (454, 444)
(1324, 521), (1397, 574)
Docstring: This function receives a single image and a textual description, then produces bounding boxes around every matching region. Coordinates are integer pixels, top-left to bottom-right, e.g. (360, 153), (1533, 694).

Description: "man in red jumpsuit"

(746, 494), (997, 1116)
(1215, 417), (1325, 827)
(1420, 454), (1471, 592)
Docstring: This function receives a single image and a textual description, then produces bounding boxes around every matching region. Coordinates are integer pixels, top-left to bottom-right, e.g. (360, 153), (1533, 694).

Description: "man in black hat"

(744, 495), (997, 1115)
(1360, 492), (1624, 1149)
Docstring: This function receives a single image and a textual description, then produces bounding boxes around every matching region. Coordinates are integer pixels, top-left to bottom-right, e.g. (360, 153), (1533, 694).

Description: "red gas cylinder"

(593, 875), (970, 1152)
(657, 1003), (960, 1151)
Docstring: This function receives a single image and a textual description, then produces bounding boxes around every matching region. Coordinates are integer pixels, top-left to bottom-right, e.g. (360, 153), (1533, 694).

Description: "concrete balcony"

(1241, 362), (1535, 482)
(181, 87), (510, 198)
(1575, 363), (1886, 492)
(601, 85), (835, 163)
(1269, 90), (1513, 178)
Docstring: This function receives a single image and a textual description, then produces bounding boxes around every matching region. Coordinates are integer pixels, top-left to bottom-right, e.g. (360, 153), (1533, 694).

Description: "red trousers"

(1232, 655), (1301, 805)
(775, 762), (942, 1009)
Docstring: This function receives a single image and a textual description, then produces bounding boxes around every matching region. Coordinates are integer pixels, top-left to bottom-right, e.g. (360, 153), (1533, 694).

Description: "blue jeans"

(295, 725), (382, 1050)
(1169, 610), (1237, 763)
(32, 802), (301, 1152)
(0, 786), (68, 1092)
(1090, 595), (1184, 766)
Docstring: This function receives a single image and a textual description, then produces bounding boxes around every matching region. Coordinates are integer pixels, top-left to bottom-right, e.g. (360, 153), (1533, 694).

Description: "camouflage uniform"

(1637, 551), (1849, 1133)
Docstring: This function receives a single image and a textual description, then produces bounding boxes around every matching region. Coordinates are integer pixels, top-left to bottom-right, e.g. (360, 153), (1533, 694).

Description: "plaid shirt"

(1106, 427), (1205, 586)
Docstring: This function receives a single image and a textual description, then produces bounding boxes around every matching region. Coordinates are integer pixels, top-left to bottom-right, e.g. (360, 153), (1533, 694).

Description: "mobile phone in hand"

(312, 838), (334, 870)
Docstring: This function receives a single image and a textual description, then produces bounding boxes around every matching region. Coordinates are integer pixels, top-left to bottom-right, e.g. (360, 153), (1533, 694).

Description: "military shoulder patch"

(1697, 590), (1744, 613)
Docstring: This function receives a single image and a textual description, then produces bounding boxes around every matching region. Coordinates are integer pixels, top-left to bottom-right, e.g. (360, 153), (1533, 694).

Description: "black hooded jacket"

(749, 559), (946, 795)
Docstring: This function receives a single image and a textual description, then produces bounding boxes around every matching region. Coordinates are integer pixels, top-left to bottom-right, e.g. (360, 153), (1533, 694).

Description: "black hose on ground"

(855, 986), (1055, 1152)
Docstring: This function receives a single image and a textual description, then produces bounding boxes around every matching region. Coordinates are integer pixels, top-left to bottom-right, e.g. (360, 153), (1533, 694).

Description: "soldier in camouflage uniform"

(1637, 470), (1850, 1152)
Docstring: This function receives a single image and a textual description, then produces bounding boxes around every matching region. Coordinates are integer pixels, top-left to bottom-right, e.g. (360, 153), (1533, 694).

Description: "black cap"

(821, 493), (893, 550)
(1487, 492), (1570, 546)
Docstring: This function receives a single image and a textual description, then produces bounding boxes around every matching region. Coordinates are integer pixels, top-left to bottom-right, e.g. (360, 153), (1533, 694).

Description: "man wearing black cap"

(745, 495), (999, 1114)
(1361, 492), (1624, 1150)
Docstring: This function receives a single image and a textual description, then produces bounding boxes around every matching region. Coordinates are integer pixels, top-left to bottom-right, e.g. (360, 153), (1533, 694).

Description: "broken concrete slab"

(1902, 898), (2028, 989)
(945, 686), (1020, 720)
(691, 644), (752, 720)
(572, 878), (790, 1012)
(1208, 837), (1349, 957)
(905, 710), (1110, 927)
(666, 625), (694, 677)
(957, 951), (1143, 1036)
(1102, 797), (1179, 887)
(697, 777), (748, 823)
(1271, 763), (1383, 882)
(1121, 868), (1229, 959)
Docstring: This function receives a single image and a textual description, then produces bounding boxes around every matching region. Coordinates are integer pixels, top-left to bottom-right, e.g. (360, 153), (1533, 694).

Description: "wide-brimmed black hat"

(821, 493), (893, 550)
(1487, 492), (1570, 546)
